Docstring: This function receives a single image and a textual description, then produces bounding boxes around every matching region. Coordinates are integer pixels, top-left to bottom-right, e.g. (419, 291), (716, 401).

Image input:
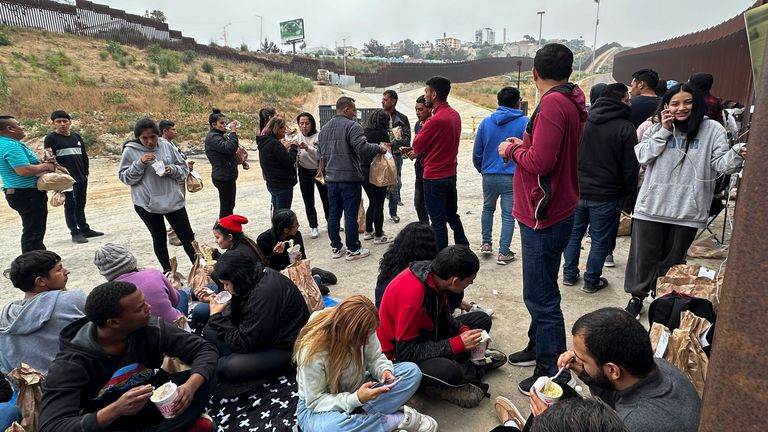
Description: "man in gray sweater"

(317, 96), (388, 261)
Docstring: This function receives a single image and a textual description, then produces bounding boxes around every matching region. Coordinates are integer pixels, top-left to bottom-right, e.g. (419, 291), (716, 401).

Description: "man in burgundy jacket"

(498, 43), (588, 395)
(412, 76), (469, 250)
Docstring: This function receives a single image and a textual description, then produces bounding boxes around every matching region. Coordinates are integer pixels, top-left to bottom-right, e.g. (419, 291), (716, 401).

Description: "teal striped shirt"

(0, 136), (40, 189)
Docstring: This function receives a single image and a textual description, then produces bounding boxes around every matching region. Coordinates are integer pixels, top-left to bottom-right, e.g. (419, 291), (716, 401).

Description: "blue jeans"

(190, 284), (218, 326)
(267, 185), (293, 211)
(296, 362), (422, 432)
(563, 199), (623, 284)
(327, 181), (362, 252)
(176, 288), (190, 316)
(519, 216), (574, 374)
(423, 176), (469, 250)
(0, 402), (23, 430)
(481, 174), (515, 255)
(387, 152), (404, 216)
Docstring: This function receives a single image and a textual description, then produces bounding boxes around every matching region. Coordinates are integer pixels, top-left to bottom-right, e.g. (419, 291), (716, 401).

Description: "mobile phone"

(399, 146), (413, 153)
(371, 376), (403, 389)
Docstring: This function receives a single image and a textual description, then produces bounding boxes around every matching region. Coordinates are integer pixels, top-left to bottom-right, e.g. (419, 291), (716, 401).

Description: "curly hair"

(376, 222), (437, 287)
(85, 281), (137, 327)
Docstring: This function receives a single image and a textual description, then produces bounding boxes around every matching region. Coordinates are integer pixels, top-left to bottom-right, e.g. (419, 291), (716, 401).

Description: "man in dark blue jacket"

(473, 87), (528, 265)
(317, 96), (388, 261)
(562, 83), (638, 293)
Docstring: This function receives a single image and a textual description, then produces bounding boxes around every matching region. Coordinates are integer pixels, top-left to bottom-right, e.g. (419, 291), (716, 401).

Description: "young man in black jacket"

(562, 83), (639, 293)
(39, 281), (218, 432)
(44, 110), (103, 243)
(382, 89), (412, 223)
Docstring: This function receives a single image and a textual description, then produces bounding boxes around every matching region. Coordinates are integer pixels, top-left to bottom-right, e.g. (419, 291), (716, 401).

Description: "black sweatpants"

(362, 180), (387, 237)
(417, 312), (493, 389)
(5, 188), (48, 253)
(297, 165), (329, 228)
(212, 179), (236, 219)
(624, 219), (697, 299)
(203, 326), (294, 382)
(134, 205), (196, 272)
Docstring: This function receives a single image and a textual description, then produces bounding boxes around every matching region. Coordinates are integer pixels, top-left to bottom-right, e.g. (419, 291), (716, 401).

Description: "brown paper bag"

(687, 234), (728, 259)
(369, 153), (397, 187)
(235, 145), (249, 164)
(187, 241), (213, 291)
(49, 191), (65, 207)
(315, 158), (326, 185)
(36, 164), (75, 191)
(7, 364), (44, 432)
(357, 198), (366, 233)
(616, 212), (632, 236)
(656, 264), (724, 311)
(649, 312), (711, 397)
(4, 422), (24, 432)
(161, 316), (192, 373)
(186, 170), (204, 193)
(166, 257), (184, 290)
(281, 259), (324, 312)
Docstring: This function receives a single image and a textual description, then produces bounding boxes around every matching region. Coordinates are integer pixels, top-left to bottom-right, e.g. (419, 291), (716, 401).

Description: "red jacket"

(377, 261), (469, 362)
(412, 102), (461, 179)
(504, 84), (587, 229)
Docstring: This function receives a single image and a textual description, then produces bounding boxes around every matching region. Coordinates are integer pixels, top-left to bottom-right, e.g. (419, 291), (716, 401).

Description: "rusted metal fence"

(0, 0), (533, 87)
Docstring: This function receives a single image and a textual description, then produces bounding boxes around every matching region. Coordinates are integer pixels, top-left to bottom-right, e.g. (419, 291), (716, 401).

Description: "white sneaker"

(345, 248), (370, 261)
(374, 235), (391, 244)
(310, 227), (319, 239)
(331, 247), (346, 259)
(363, 231), (374, 240)
(398, 405), (438, 432)
(465, 302), (494, 317)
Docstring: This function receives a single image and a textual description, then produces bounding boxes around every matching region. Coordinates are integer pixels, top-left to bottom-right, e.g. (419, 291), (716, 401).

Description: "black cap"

(50, 110), (71, 121)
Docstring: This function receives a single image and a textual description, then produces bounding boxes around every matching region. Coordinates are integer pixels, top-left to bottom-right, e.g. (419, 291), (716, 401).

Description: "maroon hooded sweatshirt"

(504, 84), (588, 230)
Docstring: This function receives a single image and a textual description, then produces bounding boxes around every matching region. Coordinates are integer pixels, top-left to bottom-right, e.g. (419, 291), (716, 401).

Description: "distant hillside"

(0, 27), (315, 154)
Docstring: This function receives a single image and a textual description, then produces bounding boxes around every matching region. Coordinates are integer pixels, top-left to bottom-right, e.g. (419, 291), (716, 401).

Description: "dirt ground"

(0, 90), (728, 431)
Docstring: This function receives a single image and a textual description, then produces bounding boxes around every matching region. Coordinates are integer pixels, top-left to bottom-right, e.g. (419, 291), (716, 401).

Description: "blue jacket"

(473, 107), (528, 175)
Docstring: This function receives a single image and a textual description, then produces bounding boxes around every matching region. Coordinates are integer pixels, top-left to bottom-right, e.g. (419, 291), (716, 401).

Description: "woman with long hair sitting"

(295, 295), (437, 432)
(203, 249), (310, 382)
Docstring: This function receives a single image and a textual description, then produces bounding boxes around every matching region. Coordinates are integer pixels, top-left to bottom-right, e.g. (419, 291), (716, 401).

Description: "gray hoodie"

(0, 290), (86, 375)
(634, 119), (743, 228)
(118, 139), (189, 214)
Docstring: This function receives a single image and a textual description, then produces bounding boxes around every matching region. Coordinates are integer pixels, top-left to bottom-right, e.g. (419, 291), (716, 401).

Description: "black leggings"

(298, 165), (329, 228)
(203, 326), (295, 382)
(212, 179), (237, 218)
(134, 205), (196, 272)
(362, 181), (387, 237)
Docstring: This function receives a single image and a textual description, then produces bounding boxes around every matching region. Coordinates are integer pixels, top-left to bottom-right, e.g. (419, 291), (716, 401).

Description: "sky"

(100, 0), (755, 52)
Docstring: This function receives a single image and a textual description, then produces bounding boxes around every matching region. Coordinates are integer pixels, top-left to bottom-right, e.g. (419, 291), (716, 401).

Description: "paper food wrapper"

(656, 264), (724, 311)
(8, 364), (45, 432)
(650, 311), (711, 397)
(4, 422), (24, 432)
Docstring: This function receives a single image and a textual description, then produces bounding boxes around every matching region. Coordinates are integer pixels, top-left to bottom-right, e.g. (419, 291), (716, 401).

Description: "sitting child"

(295, 295), (437, 432)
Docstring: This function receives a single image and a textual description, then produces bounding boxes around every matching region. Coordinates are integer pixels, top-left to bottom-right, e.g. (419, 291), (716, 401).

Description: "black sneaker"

(312, 267), (338, 285)
(582, 277), (608, 294)
(625, 296), (644, 319)
(71, 233), (88, 244)
(562, 275), (580, 286)
(472, 348), (507, 370)
(422, 383), (486, 408)
(507, 340), (536, 367)
(81, 229), (104, 238)
(390, 214), (400, 223)
(318, 284), (330, 295)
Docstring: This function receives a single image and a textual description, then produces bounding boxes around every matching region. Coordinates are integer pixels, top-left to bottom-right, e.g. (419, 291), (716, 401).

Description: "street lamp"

(254, 14), (263, 51)
(341, 35), (350, 77)
(537, 11), (545, 50)
(591, 0), (600, 71)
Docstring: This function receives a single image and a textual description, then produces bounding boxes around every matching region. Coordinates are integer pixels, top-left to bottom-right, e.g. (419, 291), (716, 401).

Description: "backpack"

(648, 291), (716, 355)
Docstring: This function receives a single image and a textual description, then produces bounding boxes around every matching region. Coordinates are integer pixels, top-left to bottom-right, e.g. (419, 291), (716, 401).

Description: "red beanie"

(218, 214), (248, 233)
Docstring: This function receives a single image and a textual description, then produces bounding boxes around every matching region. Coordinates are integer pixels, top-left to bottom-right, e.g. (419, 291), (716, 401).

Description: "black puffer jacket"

(256, 134), (298, 189)
(579, 97), (639, 201)
(204, 129), (239, 181)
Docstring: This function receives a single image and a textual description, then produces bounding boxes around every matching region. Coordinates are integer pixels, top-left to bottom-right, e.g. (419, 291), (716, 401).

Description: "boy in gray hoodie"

(0, 250), (85, 375)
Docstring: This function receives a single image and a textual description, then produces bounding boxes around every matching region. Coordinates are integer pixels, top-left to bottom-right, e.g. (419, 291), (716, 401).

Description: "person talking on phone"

(377, 245), (506, 408)
(623, 82), (746, 319)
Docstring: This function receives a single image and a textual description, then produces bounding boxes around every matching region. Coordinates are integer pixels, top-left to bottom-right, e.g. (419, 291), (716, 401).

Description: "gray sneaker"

(330, 247), (346, 259)
(480, 243), (493, 254)
(604, 254), (615, 267)
(345, 248), (370, 261)
(497, 252), (516, 265)
(422, 383), (486, 408)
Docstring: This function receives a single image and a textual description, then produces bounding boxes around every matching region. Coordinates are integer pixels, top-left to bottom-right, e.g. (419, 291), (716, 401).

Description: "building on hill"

(436, 36), (462, 50)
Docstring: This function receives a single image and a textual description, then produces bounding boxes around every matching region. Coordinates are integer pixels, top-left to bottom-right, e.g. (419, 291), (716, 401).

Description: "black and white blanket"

(206, 375), (299, 432)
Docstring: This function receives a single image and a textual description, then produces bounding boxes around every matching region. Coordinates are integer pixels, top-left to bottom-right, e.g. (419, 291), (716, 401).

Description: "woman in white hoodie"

(119, 118), (196, 272)
(294, 295), (437, 432)
(624, 82), (746, 318)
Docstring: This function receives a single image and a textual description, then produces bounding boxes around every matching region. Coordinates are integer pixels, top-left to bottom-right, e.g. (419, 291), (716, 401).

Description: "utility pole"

(591, 0), (600, 71)
(222, 22), (232, 47)
(341, 35), (350, 77)
(537, 11), (545, 50)
(254, 15), (263, 52)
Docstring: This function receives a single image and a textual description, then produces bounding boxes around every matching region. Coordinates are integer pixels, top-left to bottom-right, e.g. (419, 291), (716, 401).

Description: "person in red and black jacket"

(498, 43), (588, 397)
(688, 73), (724, 124)
(377, 245), (504, 409)
(412, 76), (469, 250)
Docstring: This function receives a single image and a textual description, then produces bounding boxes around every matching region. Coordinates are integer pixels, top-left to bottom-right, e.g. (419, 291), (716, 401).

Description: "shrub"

(236, 71), (313, 99)
(118, 58), (127, 68)
(103, 91), (128, 104)
(182, 50), (197, 64)
(201, 61), (214, 74)
(0, 67), (8, 104)
(44, 51), (73, 72)
(98, 51), (108, 61)
(100, 74), (106, 83)
(152, 78), (160, 86)
(0, 28), (11, 46)
(148, 64), (157, 74)
(218, 73), (225, 82)
(106, 41), (127, 61)
(240, 43), (248, 52)
(180, 72), (209, 96)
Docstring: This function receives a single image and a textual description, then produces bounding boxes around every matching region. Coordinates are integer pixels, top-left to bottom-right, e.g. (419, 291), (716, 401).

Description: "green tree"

(260, 38), (280, 53)
(363, 39), (388, 57)
(144, 10), (166, 23)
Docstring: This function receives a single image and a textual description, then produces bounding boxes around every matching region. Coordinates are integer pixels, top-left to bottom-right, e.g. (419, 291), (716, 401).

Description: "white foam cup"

(150, 382), (178, 419)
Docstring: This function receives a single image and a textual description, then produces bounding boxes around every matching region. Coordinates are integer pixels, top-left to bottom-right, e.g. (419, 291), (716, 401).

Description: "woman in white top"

(295, 112), (329, 238)
(294, 295), (437, 432)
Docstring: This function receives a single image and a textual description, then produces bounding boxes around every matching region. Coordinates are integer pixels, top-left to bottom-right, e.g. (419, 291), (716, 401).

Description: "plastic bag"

(281, 259), (324, 312)
(186, 170), (203, 193)
(37, 164), (74, 191)
(7, 364), (44, 432)
(315, 159), (326, 185)
(369, 152), (397, 187)
(49, 191), (65, 207)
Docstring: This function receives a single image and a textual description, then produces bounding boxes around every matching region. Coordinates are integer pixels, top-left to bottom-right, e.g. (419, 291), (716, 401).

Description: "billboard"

(280, 18), (304, 44)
